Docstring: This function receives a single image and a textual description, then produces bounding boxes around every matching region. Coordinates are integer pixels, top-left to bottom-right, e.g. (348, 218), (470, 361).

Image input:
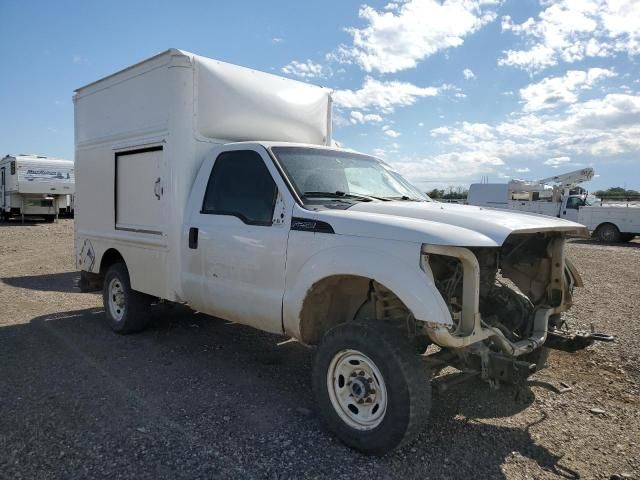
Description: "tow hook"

(545, 330), (614, 353)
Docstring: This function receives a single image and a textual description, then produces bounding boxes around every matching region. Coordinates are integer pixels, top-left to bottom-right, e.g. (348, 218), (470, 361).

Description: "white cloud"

(271, 37), (284, 44)
(463, 68), (476, 80)
(333, 77), (443, 112)
(392, 151), (504, 182)
(384, 128), (401, 138)
(515, 167), (531, 173)
(331, 0), (499, 73)
(520, 68), (616, 112)
(500, 0), (640, 72)
(424, 93), (640, 175)
(350, 111), (383, 124)
(544, 156), (571, 166)
(281, 59), (326, 79)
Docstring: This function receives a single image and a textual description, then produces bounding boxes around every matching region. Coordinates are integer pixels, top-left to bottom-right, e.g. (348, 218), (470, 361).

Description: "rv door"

(1, 167), (5, 210)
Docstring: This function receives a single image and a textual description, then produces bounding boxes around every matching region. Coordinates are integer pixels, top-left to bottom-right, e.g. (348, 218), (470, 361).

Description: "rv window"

(10, 161), (16, 175)
(202, 150), (277, 225)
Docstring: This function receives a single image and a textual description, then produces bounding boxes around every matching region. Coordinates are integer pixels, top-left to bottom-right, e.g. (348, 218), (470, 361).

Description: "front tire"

(313, 322), (431, 455)
(102, 262), (151, 334)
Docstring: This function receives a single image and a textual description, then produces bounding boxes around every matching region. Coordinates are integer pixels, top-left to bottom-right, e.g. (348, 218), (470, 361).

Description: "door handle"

(188, 227), (199, 249)
(154, 178), (162, 200)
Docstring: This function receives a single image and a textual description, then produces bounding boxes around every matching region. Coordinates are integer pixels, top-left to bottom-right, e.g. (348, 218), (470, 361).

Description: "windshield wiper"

(382, 196), (424, 202)
(303, 191), (378, 202)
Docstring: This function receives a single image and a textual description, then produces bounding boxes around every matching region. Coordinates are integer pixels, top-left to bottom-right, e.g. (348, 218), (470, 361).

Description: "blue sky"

(1, 0), (639, 191)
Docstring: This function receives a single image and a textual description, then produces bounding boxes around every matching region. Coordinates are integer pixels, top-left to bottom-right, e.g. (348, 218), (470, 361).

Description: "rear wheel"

(594, 223), (621, 243)
(102, 262), (151, 334)
(313, 321), (431, 455)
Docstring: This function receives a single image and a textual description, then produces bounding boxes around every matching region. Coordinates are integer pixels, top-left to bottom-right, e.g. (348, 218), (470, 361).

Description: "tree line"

(426, 186), (468, 200)
(593, 187), (640, 200)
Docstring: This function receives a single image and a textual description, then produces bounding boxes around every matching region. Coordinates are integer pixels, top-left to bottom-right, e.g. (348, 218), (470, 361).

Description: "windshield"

(271, 147), (428, 204)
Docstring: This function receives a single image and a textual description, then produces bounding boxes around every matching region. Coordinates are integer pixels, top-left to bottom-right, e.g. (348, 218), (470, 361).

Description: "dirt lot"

(0, 219), (638, 479)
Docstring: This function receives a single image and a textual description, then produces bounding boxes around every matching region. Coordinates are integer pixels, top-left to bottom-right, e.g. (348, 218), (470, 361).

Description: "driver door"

(186, 147), (292, 334)
(561, 197), (581, 222)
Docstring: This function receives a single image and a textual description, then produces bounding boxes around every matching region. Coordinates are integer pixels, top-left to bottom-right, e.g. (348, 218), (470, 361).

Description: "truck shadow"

(0, 307), (578, 479)
(1, 271), (80, 293)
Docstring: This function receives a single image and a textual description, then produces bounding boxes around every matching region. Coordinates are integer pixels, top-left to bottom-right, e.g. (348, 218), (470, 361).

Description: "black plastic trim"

(291, 217), (335, 234)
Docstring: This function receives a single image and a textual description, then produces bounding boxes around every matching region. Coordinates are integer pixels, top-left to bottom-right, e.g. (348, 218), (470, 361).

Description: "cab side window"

(202, 150), (277, 225)
(566, 197), (582, 210)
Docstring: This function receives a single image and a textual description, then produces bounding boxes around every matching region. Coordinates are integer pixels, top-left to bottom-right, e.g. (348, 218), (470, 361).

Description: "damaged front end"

(420, 232), (611, 386)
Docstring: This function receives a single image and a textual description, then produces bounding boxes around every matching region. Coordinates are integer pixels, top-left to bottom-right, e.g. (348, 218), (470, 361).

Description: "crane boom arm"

(537, 168), (594, 188)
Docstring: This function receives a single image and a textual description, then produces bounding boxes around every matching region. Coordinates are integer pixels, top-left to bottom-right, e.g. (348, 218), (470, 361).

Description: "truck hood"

(303, 201), (588, 247)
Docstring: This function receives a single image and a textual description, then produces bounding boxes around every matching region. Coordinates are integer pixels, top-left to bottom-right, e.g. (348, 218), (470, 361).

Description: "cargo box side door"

(115, 146), (165, 235)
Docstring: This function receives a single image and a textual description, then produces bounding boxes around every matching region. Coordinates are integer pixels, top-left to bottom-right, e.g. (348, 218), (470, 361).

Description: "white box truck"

(0, 154), (74, 222)
(75, 49), (611, 455)
(468, 169), (640, 242)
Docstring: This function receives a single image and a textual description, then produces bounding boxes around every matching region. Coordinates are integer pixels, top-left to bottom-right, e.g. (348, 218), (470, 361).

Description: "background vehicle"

(468, 168), (640, 242)
(75, 49), (607, 455)
(0, 154), (74, 222)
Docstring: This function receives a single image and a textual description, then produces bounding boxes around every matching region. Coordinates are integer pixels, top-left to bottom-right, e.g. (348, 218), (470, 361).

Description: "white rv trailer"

(75, 49), (604, 455)
(0, 154), (75, 222)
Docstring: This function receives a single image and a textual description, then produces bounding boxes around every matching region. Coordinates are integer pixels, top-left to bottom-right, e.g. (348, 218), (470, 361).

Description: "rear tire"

(102, 262), (151, 334)
(313, 321), (431, 455)
(594, 223), (621, 243)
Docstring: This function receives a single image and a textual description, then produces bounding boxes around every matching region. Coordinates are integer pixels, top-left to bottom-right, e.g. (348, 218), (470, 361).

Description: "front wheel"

(313, 322), (431, 455)
(102, 262), (151, 334)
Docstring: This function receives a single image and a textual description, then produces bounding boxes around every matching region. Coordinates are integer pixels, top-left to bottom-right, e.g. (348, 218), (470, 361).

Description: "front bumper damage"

(419, 234), (612, 386)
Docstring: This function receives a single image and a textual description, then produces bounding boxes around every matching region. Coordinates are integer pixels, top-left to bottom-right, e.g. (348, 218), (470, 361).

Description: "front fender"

(282, 243), (453, 339)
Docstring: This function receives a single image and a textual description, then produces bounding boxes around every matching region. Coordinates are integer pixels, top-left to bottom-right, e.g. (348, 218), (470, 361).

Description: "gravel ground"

(0, 219), (638, 479)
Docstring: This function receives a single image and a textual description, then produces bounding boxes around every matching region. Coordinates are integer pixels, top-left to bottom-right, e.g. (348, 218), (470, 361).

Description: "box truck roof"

(74, 49), (333, 146)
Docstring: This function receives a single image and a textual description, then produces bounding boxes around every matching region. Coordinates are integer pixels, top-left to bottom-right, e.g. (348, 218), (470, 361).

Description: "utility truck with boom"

(468, 168), (640, 242)
(75, 49), (611, 455)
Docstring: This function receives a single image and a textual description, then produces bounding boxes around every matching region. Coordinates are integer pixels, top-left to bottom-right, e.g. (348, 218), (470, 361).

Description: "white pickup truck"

(75, 50), (609, 455)
(468, 175), (640, 243)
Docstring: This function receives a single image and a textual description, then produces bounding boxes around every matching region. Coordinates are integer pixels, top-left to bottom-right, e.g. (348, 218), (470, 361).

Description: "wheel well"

(298, 275), (413, 345)
(100, 248), (125, 275)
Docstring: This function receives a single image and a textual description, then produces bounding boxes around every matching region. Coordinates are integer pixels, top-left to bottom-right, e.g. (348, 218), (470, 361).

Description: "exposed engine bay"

(428, 233), (571, 346)
(422, 232), (612, 387)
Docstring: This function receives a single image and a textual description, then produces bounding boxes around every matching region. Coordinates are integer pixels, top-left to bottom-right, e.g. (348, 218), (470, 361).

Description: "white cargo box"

(74, 49), (333, 300)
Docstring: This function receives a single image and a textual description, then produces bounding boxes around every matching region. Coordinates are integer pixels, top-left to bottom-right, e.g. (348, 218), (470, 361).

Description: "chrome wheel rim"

(327, 349), (387, 430)
(108, 277), (126, 322)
